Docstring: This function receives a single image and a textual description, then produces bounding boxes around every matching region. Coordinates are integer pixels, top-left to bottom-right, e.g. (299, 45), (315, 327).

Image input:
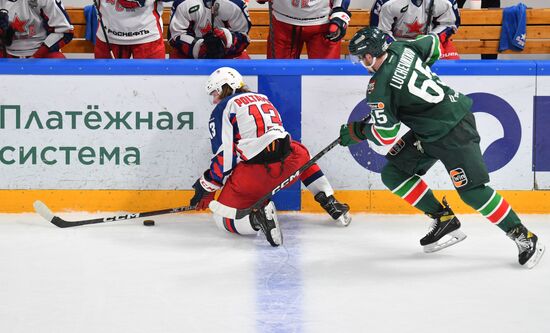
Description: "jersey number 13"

(248, 103), (283, 137)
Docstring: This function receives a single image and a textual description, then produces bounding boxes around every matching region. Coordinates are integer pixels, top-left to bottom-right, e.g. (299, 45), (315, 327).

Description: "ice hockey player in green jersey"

(339, 26), (545, 268)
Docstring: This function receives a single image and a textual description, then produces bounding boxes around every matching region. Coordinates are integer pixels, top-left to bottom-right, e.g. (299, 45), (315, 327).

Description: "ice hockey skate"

(507, 225), (545, 269)
(421, 198), (467, 253)
(314, 192), (351, 227)
(249, 201), (282, 247)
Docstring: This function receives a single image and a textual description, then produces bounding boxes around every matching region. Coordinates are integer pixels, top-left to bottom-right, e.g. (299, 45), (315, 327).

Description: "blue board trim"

(536, 61), (550, 76)
(431, 60), (536, 76)
(0, 59), (539, 76)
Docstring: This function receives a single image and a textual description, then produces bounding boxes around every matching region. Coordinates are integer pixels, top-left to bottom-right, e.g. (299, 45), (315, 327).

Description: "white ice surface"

(1, 212), (549, 333)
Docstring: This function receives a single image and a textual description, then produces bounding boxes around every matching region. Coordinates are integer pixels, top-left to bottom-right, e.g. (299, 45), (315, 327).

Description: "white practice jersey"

(370, 0), (459, 40)
(169, 0), (250, 58)
(207, 92), (289, 184)
(271, 0), (348, 26)
(96, 0), (164, 45)
(0, 0), (73, 57)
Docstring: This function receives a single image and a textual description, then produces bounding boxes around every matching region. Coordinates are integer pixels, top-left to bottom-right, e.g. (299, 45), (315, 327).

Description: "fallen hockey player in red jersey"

(189, 67), (351, 247)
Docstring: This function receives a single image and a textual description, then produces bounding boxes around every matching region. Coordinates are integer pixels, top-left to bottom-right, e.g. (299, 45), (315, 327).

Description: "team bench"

(63, 7), (550, 56)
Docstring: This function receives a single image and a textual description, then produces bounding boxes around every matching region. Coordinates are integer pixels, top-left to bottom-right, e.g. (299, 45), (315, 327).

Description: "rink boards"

(0, 60), (549, 213)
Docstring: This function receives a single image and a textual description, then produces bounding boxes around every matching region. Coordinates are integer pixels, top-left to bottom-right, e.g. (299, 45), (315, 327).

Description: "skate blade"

(269, 228), (282, 247)
(269, 217), (283, 247)
(336, 212), (352, 227)
(423, 230), (467, 253)
(525, 243), (545, 269)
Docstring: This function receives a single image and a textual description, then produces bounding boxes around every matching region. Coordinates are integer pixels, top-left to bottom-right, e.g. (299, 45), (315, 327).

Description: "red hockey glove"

(325, 7), (351, 42)
(212, 28), (232, 48)
(438, 30), (451, 44)
(190, 173), (220, 210)
(437, 30), (460, 60)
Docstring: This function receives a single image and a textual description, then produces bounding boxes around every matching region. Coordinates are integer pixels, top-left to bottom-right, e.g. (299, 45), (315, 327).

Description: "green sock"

(387, 174), (443, 214)
(459, 185), (521, 232)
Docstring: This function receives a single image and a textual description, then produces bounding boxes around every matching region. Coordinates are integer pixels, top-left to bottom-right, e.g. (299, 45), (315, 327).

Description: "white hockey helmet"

(205, 67), (244, 96)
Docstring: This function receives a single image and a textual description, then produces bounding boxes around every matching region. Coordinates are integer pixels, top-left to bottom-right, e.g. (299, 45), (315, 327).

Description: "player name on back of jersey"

(233, 93), (270, 107)
(390, 47), (416, 90)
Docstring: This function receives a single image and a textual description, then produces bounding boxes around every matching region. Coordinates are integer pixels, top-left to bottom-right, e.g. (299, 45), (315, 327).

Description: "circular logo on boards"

(469, 93), (522, 172)
(347, 93), (522, 173)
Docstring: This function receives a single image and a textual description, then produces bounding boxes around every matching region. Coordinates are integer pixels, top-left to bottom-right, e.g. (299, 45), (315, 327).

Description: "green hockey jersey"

(363, 34), (472, 145)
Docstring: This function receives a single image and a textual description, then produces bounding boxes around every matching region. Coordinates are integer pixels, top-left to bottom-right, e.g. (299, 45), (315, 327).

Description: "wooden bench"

(63, 8), (550, 55)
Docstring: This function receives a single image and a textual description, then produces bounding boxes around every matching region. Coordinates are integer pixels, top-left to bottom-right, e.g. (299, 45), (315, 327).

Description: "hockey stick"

(33, 200), (196, 228)
(267, 0), (275, 58)
(424, 0), (435, 35)
(211, 0), (219, 32)
(210, 137), (341, 220)
(0, 9), (9, 56)
(93, 0), (115, 59)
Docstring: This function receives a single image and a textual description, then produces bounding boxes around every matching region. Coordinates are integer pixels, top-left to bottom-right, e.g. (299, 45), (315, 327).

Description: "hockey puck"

(143, 220), (155, 226)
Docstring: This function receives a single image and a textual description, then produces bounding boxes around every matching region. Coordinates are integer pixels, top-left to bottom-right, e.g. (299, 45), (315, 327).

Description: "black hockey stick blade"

(33, 200), (196, 228)
(209, 137), (341, 220)
(424, 0), (435, 35)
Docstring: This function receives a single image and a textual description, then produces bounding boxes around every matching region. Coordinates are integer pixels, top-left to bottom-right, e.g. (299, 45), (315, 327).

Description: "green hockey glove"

(339, 121), (368, 146)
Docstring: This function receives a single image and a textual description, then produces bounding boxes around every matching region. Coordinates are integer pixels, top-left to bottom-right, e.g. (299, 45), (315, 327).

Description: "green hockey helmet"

(348, 27), (390, 58)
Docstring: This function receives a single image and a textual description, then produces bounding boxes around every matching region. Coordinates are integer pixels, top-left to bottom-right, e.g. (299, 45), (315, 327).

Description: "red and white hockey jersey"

(96, 0), (164, 45)
(271, 0), (349, 26)
(0, 0), (73, 57)
(370, 0), (460, 40)
(206, 91), (289, 186)
(169, 0), (250, 59)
